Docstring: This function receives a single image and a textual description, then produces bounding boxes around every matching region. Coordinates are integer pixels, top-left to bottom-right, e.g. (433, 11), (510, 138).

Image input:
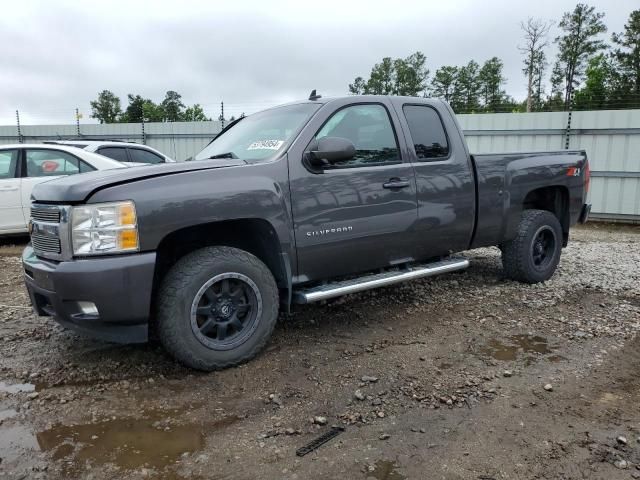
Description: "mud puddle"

(480, 334), (554, 363)
(37, 416), (204, 474)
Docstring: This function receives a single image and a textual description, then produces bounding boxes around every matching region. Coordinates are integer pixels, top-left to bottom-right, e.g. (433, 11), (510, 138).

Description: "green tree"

(365, 57), (395, 94)
(121, 94), (149, 123)
(573, 54), (617, 109)
(142, 101), (165, 122)
(478, 57), (507, 111)
(348, 52), (429, 96)
(430, 66), (458, 103)
(348, 76), (366, 95)
(530, 49), (549, 111)
(519, 18), (552, 112)
(454, 60), (481, 113)
(183, 104), (209, 121)
(553, 3), (607, 110)
(161, 90), (185, 122)
(393, 52), (429, 96)
(611, 9), (640, 108)
(89, 90), (122, 124)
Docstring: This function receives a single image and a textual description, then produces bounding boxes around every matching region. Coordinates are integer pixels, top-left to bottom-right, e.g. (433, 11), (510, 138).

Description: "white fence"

(1, 109), (639, 221)
(458, 109), (640, 222)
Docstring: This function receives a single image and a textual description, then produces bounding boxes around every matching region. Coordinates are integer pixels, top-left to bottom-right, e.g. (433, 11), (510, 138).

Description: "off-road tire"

(501, 209), (563, 284)
(156, 246), (279, 371)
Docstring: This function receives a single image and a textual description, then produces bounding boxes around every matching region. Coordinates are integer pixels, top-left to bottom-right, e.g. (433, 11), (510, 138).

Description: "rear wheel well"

(522, 186), (570, 245)
(152, 219), (288, 312)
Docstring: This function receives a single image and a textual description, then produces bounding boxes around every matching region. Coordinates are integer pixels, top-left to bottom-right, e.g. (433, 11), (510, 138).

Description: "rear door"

(0, 149), (24, 232)
(289, 99), (419, 282)
(394, 102), (475, 257)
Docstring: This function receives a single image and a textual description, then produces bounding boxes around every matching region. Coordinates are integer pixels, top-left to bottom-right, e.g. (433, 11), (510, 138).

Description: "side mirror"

(308, 137), (355, 166)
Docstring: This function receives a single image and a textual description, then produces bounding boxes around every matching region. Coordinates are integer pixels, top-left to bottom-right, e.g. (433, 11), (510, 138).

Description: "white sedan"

(0, 144), (132, 235)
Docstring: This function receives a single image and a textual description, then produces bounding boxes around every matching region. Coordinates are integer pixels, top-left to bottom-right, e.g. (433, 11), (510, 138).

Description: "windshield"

(194, 103), (320, 162)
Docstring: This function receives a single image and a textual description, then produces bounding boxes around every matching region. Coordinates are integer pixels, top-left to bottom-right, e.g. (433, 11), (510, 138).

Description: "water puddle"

(368, 460), (406, 480)
(37, 415), (205, 472)
(481, 335), (553, 362)
(0, 381), (36, 394)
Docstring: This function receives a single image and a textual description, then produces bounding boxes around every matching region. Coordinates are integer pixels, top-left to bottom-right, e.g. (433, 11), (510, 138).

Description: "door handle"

(382, 178), (410, 189)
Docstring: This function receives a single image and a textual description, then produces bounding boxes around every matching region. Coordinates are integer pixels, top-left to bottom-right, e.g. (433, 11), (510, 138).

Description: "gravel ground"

(0, 224), (638, 480)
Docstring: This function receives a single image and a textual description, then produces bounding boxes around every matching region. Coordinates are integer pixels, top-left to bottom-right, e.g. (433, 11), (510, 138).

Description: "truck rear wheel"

(501, 209), (563, 284)
(156, 246), (279, 371)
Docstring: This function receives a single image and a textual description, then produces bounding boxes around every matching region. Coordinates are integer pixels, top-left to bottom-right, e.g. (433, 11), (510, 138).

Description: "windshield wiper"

(207, 152), (238, 159)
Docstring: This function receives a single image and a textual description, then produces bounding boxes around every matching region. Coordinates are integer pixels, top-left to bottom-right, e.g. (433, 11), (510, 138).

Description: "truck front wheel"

(501, 209), (563, 284)
(156, 246), (279, 371)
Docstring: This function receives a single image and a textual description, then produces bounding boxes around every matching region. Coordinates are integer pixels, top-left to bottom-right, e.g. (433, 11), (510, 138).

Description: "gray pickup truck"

(23, 94), (591, 370)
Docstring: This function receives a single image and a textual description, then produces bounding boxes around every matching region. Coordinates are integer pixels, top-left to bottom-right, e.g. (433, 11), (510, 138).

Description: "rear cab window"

(403, 105), (450, 161)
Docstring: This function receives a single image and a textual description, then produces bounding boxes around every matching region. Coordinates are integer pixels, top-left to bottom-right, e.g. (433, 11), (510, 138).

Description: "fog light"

(76, 301), (99, 316)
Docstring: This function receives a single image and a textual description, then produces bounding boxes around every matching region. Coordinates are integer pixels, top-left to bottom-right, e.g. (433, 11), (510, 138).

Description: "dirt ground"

(0, 224), (639, 480)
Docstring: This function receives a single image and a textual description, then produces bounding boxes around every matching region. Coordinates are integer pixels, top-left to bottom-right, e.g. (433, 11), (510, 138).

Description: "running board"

(292, 257), (469, 304)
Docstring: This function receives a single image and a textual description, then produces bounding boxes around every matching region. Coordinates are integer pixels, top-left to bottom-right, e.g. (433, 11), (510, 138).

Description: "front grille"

(31, 207), (61, 223)
(31, 233), (61, 254)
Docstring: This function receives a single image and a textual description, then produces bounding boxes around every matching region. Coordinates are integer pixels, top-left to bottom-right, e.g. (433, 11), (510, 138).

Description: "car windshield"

(194, 103), (320, 163)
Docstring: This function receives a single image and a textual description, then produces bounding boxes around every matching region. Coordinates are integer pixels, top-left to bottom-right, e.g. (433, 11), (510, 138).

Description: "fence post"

(141, 119), (146, 145)
(220, 101), (225, 130)
(16, 110), (22, 143)
(564, 87), (574, 150)
(75, 108), (81, 137)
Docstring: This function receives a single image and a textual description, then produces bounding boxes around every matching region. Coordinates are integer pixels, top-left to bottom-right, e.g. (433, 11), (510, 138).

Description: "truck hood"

(32, 159), (246, 203)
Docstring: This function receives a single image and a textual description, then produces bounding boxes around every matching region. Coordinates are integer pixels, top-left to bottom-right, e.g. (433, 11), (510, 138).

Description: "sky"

(0, 0), (635, 125)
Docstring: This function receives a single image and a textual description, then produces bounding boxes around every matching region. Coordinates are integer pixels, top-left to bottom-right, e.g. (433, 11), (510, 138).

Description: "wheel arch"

(151, 218), (291, 313)
(521, 185), (570, 246)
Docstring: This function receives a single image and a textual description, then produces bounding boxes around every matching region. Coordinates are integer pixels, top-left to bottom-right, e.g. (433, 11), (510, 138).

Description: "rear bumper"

(579, 203), (591, 224)
(22, 246), (156, 343)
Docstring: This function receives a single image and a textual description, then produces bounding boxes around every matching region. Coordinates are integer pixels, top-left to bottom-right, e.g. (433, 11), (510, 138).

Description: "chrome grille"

(31, 233), (62, 254)
(29, 205), (69, 260)
(31, 207), (61, 223)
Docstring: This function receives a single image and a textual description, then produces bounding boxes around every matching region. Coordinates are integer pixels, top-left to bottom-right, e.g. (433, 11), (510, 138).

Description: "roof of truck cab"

(267, 95), (445, 111)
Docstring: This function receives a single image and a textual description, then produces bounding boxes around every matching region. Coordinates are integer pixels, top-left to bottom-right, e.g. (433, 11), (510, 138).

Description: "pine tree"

(553, 3), (607, 110)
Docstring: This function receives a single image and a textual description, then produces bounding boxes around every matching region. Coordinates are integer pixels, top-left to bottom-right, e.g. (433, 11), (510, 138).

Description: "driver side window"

(315, 104), (400, 168)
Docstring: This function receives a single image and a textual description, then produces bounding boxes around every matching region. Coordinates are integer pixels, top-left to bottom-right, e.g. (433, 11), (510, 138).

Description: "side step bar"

(292, 257), (469, 304)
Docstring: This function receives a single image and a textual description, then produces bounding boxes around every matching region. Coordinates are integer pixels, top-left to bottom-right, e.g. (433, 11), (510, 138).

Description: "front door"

(0, 149), (24, 233)
(289, 101), (418, 283)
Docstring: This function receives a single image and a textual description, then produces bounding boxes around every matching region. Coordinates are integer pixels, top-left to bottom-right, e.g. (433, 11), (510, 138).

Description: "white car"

(47, 140), (176, 164)
(0, 144), (132, 235)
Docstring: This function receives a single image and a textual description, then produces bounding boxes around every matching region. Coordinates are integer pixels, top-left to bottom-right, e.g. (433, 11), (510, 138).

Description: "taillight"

(584, 161), (590, 193)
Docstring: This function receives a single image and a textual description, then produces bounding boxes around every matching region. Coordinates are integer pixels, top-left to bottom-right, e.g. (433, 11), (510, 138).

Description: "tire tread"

(156, 246), (279, 370)
(501, 209), (562, 284)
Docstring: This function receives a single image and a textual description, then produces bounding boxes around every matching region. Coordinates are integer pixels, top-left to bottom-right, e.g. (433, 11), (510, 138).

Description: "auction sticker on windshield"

(248, 140), (284, 150)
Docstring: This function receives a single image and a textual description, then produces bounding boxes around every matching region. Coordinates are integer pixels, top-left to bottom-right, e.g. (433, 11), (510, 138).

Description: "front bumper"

(22, 246), (156, 343)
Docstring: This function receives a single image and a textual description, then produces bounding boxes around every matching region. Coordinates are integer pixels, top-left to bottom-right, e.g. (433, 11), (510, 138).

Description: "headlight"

(71, 201), (139, 255)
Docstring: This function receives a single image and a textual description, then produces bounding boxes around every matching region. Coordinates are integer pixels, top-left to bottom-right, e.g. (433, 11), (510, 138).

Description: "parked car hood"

(32, 159), (246, 203)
